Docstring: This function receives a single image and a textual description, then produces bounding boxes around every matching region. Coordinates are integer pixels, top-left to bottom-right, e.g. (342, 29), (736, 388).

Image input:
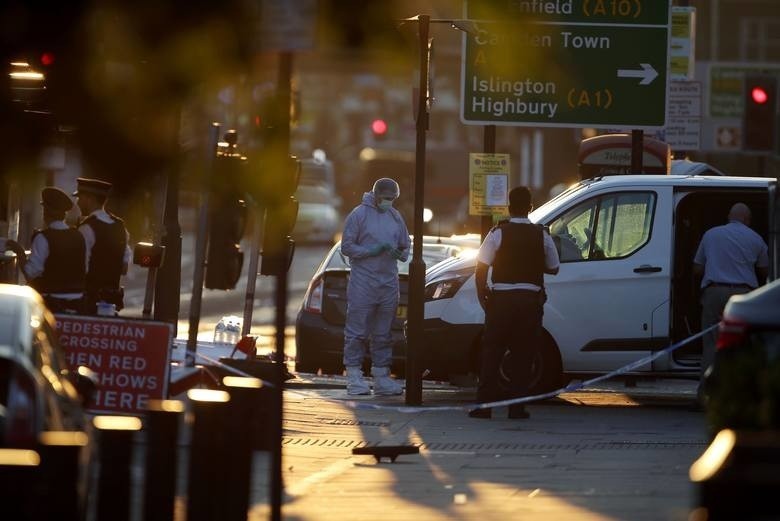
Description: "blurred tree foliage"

(1, 0), (256, 194)
(1, 0), (414, 197)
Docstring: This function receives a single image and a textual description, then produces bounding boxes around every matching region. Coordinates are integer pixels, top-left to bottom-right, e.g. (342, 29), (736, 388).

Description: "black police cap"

(41, 187), (74, 213)
(73, 177), (112, 197)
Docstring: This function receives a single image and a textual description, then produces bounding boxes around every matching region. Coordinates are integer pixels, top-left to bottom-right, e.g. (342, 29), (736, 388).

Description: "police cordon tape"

(193, 324), (717, 413)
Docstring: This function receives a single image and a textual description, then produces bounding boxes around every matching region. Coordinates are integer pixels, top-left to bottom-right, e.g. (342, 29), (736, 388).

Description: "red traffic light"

(743, 75), (778, 151)
(371, 119), (388, 136)
(39, 52), (55, 66)
(751, 86), (769, 105)
(133, 242), (165, 268)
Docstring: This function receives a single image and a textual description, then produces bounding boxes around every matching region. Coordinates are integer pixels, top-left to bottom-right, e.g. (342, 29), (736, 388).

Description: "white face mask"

(377, 199), (393, 211)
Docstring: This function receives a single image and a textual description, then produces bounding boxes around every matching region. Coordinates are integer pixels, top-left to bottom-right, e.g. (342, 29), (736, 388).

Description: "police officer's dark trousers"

(477, 289), (543, 406)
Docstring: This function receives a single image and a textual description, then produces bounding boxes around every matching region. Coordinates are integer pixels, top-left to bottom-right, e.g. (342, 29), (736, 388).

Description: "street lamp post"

(405, 14), (431, 406)
(401, 15), (479, 406)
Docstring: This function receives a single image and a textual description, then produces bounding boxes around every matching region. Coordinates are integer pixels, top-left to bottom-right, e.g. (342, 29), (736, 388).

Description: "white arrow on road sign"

(617, 63), (659, 86)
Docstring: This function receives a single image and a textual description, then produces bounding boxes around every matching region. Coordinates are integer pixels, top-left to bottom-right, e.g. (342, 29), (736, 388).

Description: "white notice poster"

(485, 175), (508, 206)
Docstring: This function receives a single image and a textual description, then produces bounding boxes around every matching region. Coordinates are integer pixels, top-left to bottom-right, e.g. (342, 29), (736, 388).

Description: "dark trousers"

(477, 289), (543, 404)
(42, 295), (83, 314)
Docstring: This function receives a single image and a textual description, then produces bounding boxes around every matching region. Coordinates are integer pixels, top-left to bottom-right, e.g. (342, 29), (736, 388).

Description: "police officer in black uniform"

(73, 177), (131, 315)
(7, 187), (87, 313)
(469, 186), (560, 419)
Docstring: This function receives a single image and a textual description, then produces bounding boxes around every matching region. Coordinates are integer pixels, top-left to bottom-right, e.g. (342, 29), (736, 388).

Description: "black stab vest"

(83, 214), (126, 292)
(30, 227), (86, 294)
(491, 222), (545, 287)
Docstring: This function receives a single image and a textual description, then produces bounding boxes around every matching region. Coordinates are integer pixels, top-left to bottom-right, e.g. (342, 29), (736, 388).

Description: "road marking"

(285, 457), (356, 498)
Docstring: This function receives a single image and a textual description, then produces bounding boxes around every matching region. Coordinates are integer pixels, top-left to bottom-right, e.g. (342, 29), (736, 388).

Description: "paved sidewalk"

(243, 379), (706, 521)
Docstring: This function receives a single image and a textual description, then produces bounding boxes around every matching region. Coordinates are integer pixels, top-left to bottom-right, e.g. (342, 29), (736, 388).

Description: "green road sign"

(461, 0), (671, 129)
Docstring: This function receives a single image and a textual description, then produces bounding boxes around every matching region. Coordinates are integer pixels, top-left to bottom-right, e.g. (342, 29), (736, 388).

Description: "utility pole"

(481, 125), (496, 241)
(185, 123), (220, 367)
(631, 129), (644, 173)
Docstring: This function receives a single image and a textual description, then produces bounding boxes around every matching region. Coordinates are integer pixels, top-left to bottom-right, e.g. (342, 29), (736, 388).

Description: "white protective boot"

(346, 366), (371, 395)
(371, 366), (403, 396)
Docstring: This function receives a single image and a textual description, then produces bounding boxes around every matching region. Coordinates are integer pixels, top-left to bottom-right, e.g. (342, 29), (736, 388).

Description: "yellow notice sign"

(469, 153), (510, 217)
(670, 7), (696, 81)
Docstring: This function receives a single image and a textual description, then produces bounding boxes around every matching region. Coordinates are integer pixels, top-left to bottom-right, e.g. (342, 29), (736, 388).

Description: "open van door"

(769, 179), (779, 281)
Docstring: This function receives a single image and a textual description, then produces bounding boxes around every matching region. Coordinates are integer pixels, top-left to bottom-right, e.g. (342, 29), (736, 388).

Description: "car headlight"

(425, 273), (471, 301)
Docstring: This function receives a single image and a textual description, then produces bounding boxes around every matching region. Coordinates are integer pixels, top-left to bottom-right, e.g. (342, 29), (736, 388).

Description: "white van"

(421, 174), (772, 391)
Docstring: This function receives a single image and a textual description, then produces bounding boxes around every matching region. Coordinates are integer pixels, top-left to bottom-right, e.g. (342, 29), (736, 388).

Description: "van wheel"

(498, 331), (564, 395)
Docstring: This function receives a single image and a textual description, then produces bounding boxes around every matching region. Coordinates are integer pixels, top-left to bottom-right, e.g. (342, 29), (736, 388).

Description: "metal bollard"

(222, 377), (263, 521)
(0, 449), (40, 521)
(186, 389), (231, 521)
(143, 400), (184, 521)
(93, 415), (142, 521)
(36, 431), (88, 521)
(240, 377), (275, 452)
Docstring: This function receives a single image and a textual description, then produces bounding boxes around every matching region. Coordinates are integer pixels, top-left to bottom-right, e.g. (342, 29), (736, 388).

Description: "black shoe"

(468, 407), (492, 419)
(507, 405), (530, 419)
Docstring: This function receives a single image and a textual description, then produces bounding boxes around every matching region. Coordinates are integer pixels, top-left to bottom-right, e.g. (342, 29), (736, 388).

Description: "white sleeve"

(476, 228), (501, 265)
(123, 229), (132, 266)
(543, 231), (560, 270)
(79, 224), (96, 269)
(23, 234), (48, 280)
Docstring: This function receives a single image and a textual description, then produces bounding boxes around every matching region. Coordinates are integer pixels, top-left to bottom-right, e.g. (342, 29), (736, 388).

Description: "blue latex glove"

(367, 243), (387, 257)
(389, 247), (404, 260)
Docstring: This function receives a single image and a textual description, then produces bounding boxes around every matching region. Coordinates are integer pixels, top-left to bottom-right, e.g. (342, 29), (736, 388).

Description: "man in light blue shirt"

(693, 202), (768, 395)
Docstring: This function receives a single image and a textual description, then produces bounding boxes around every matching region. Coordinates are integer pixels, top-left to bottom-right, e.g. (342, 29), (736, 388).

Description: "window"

(548, 191), (655, 262)
(740, 17), (780, 62)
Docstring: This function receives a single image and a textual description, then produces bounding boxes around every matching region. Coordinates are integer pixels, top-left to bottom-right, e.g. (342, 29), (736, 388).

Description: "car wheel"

(498, 331), (564, 395)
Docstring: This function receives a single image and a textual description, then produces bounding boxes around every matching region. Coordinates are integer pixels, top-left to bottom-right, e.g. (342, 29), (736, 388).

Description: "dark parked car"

(704, 278), (780, 433)
(0, 284), (95, 447)
(295, 235), (479, 376)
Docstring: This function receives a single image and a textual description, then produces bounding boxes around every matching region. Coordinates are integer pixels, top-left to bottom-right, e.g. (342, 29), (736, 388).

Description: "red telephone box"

(578, 133), (671, 179)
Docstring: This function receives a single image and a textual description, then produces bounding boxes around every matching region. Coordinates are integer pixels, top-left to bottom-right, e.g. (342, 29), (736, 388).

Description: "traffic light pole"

(269, 50), (294, 521)
(155, 109), (183, 332)
(405, 15), (431, 406)
(185, 122), (220, 367)
(241, 199), (263, 340)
